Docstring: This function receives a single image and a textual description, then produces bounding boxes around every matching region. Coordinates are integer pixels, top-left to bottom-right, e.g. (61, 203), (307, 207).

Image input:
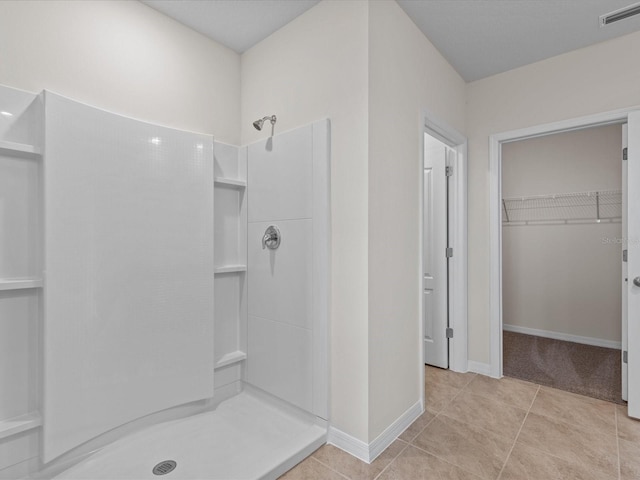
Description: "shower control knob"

(634, 277), (640, 287)
(262, 225), (281, 250)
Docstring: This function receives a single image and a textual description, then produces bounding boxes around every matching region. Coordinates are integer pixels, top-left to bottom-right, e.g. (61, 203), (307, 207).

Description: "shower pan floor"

(52, 391), (326, 480)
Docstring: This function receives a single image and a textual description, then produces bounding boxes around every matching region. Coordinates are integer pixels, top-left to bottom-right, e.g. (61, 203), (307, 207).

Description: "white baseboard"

(327, 400), (422, 464)
(503, 324), (621, 350)
(467, 360), (492, 376)
(327, 427), (370, 463)
(368, 401), (421, 461)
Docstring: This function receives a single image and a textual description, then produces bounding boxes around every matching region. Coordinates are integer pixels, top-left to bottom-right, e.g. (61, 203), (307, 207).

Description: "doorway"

(420, 113), (468, 382)
(500, 124), (623, 404)
(489, 107), (640, 418)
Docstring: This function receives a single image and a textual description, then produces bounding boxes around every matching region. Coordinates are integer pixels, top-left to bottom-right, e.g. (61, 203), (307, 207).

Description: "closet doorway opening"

(500, 123), (624, 404)
(490, 107), (640, 418)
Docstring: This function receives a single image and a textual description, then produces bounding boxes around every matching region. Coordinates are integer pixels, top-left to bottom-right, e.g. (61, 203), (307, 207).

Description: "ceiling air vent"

(600, 2), (640, 26)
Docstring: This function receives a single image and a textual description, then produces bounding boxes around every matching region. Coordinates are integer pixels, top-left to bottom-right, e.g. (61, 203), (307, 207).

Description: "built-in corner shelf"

(214, 177), (247, 189)
(0, 278), (43, 291)
(0, 140), (42, 157)
(215, 350), (247, 369)
(0, 413), (41, 440)
(214, 265), (247, 274)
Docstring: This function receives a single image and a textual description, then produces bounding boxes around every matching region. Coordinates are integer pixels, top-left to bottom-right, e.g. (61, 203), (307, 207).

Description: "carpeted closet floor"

(503, 330), (624, 405)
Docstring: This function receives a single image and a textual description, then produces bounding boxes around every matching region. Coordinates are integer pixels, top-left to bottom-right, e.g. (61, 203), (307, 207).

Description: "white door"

(623, 123), (628, 402)
(627, 112), (640, 418)
(423, 133), (449, 368)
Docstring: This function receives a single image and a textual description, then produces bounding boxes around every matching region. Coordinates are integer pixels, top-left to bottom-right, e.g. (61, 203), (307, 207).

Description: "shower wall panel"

(247, 121), (329, 418)
(247, 129), (312, 223)
(42, 93), (215, 462)
(0, 290), (38, 420)
(248, 219), (312, 330)
(0, 151), (39, 279)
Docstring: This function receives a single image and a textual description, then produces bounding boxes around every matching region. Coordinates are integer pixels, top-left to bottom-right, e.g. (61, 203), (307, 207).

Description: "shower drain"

(152, 460), (177, 476)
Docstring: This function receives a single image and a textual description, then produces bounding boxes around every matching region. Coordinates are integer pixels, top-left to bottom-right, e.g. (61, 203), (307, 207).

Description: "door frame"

(489, 106), (639, 378)
(420, 110), (468, 397)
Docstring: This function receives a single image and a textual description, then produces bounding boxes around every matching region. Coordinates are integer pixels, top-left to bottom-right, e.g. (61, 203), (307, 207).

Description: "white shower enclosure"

(213, 120), (330, 419)
(0, 83), (330, 479)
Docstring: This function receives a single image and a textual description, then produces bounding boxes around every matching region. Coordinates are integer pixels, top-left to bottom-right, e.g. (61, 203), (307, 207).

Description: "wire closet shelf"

(502, 190), (622, 226)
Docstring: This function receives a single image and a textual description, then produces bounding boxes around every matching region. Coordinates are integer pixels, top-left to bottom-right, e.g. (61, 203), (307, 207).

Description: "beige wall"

(502, 126), (622, 198)
(0, 0), (240, 143)
(367, 0), (466, 440)
(466, 30), (640, 364)
(502, 125), (622, 343)
(241, 0), (371, 441)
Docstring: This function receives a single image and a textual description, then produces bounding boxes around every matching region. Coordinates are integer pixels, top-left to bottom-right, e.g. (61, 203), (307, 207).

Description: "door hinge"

(624, 249), (628, 262)
(623, 147), (628, 160)
(624, 350), (628, 364)
(446, 327), (454, 339)
(446, 247), (453, 258)
(445, 166), (453, 177)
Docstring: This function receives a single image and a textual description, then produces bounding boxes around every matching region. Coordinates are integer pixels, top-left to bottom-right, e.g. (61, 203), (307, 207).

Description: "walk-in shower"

(0, 84), (330, 480)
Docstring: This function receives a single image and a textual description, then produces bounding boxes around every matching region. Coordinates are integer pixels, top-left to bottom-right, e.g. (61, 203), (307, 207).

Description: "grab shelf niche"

(213, 143), (248, 372)
(0, 87), (43, 463)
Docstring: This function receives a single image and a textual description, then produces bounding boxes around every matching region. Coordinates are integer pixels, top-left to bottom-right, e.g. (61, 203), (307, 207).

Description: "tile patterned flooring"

(279, 366), (640, 480)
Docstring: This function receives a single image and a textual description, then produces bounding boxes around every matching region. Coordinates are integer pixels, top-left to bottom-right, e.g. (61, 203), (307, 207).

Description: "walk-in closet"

(501, 123), (624, 403)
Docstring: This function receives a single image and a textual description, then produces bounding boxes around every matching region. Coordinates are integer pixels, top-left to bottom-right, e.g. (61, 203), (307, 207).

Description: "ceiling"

(143, 0), (640, 82)
(396, 0), (640, 81)
(141, 0), (320, 53)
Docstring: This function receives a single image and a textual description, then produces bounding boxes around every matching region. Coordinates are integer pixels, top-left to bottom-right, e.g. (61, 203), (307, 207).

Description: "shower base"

(50, 391), (326, 480)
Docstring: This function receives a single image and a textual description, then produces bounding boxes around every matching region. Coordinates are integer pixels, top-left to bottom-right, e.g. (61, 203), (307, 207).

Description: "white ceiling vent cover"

(600, 2), (640, 26)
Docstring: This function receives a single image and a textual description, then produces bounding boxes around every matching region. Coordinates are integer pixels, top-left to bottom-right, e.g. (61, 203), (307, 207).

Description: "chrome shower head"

(253, 115), (277, 131)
